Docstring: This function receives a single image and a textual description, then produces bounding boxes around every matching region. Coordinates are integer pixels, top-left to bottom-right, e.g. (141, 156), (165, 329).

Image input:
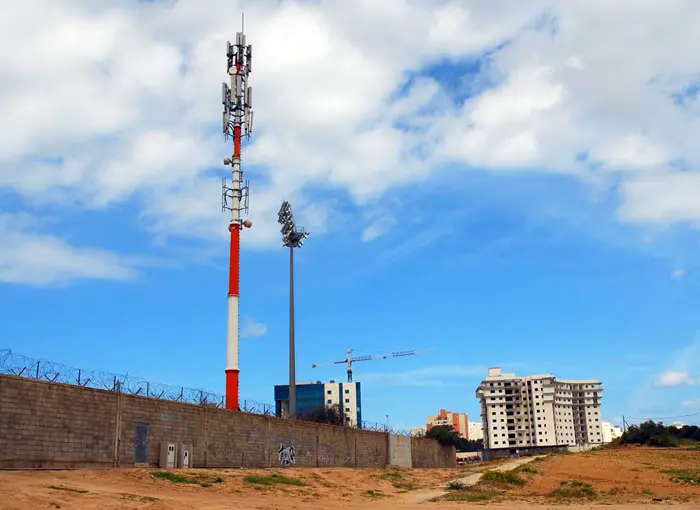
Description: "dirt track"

(0, 447), (697, 509)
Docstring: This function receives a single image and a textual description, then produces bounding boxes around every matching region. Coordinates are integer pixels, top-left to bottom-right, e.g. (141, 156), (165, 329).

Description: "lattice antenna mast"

(221, 16), (254, 412)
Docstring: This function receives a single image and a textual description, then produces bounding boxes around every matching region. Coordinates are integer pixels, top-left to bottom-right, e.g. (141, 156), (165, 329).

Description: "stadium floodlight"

(277, 201), (310, 419)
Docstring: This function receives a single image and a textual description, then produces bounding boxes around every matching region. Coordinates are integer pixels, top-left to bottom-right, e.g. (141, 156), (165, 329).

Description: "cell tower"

(221, 15), (254, 411)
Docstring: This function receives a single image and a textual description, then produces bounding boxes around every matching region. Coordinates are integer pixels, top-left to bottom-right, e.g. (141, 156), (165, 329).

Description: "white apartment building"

(476, 367), (603, 455)
(602, 422), (623, 443)
(468, 421), (484, 442)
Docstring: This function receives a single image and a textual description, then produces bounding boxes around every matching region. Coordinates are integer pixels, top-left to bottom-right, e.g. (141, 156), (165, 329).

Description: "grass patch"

(361, 489), (388, 499)
(440, 488), (500, 502)
(377, 470), (418, 490)
(152, 471), (224, 487)
(662, 468), (700, 485)
(607, 487), (620, 496)
(47, 486), (88, 494)
(481, 470), (526, 486)
(516, 464), (538, 474)
(642, 489), (654, 496)
(243, 473), (305, 487)
(121, 493), (161, 503)
(550, 480), (598, 500)
(446, 480), (466, 490)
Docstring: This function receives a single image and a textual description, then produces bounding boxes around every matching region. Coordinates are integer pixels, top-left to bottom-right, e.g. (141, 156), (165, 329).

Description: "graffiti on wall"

(278, 444), (296, 466)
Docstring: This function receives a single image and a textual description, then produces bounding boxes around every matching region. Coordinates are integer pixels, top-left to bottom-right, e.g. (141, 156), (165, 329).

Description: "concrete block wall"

(317, 424), (356, 467)
(0, 374), (454, 469)
(0, 375), (118, 468)
(411, 436), (456, 468)
(388, 434), (412, 468)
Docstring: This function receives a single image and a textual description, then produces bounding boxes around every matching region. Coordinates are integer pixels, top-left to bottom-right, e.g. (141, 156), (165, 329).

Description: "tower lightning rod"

(221, 14), (254, 411)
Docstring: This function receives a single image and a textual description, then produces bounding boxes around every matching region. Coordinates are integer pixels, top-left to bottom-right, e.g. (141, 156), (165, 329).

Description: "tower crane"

(311, 348), (434, 382)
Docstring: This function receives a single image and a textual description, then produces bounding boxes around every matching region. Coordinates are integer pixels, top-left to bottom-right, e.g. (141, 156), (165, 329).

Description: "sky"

(2, 0), (700, 432)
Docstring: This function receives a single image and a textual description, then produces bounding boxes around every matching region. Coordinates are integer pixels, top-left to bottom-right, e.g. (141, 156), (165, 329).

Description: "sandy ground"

(0, 447), (698, 509)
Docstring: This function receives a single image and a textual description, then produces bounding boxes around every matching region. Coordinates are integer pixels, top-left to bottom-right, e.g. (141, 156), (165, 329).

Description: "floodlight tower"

(221, 17), (254, 411)
(278, 201), (310, 418)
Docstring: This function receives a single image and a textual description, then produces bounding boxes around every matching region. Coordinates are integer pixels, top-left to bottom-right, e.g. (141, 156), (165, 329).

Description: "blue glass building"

(274, 381), (362, 427)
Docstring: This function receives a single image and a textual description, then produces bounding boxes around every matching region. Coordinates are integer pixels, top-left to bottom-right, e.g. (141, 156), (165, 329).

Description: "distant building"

(476, 367), (604, 457)
(468, 421), (484, 442)
(274, 380), (362, 426)
(602, 422), (622, 443)
(427, 409), (470, 438)
(411, 426), (427, 436)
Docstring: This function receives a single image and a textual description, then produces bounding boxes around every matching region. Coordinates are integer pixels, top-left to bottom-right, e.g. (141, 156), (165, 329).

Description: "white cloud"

(0, 212), (136, 286)
(682, 399), (700, 409)
(361, 209), (397, 242)
(671, 267), (687, 279)
(2, 0), (700, 273)
(240, 315), (267, 339)
(656, 370), (700, 387)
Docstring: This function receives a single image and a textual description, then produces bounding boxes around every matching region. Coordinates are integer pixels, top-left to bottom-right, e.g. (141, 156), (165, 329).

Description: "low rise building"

(274, 380), (362, 426)
(602, 422), (623, 443)
(427, 409), (470, 438)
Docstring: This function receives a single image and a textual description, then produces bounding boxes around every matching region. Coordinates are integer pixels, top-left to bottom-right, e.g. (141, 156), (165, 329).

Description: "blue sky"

(2, 0), (700, 431)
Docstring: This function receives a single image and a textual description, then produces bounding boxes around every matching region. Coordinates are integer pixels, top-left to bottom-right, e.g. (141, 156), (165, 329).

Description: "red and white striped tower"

(221, 24), (253, 411)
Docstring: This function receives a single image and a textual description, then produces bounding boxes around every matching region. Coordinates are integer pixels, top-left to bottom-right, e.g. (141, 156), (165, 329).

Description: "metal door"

(134, 423), (149, 464)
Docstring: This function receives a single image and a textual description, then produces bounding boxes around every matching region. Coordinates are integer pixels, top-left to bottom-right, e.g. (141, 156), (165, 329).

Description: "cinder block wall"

(388, 434), (412, 467)
(0, 374), (454, 469)
(411, 436), (456, 468)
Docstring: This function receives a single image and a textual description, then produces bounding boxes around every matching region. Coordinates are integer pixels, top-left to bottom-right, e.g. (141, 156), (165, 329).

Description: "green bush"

(481, 470), (526, 486)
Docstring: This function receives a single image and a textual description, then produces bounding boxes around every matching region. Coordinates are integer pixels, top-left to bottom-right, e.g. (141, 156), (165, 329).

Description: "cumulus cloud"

(240, 315), (267, 339)
(2, 0), (700, 281)
(656, 370), (700, 387)
(0, 212), (136, 286)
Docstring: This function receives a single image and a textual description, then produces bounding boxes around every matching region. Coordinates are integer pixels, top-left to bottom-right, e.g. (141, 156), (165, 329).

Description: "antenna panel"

(221, 82), (229, 105)
(246, 86), (252, 107)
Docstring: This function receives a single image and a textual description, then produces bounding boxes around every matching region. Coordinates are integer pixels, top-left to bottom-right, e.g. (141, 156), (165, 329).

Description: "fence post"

(35, 361), (40, 379)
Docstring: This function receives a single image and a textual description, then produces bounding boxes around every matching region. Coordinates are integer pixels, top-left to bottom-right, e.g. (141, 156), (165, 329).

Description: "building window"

(345, 399), (350, 403)
(345, 389), (350, 394)
(327, 399), (332, 404)
(327, 390), (332, 395)
(345, 407), (350, 412)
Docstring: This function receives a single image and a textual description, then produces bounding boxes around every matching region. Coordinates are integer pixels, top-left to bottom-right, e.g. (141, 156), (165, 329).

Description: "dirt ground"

(0, 447), (698, 509)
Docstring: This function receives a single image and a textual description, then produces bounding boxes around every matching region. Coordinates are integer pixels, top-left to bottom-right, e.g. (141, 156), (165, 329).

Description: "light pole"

(278, 201), (309, 419)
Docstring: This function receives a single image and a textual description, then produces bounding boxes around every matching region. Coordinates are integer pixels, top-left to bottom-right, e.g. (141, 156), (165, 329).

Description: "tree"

(458, 438), (484, 452)
(425, 425), (483, 451)
(302, 404), (344, 426)
(619, 420), (680, 447)
(426, 425), (460, 447)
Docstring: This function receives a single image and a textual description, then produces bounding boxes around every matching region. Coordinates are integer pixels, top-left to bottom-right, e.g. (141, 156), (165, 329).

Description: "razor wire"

(0, 349), (272, 414)
(0, 349), (416, 435)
